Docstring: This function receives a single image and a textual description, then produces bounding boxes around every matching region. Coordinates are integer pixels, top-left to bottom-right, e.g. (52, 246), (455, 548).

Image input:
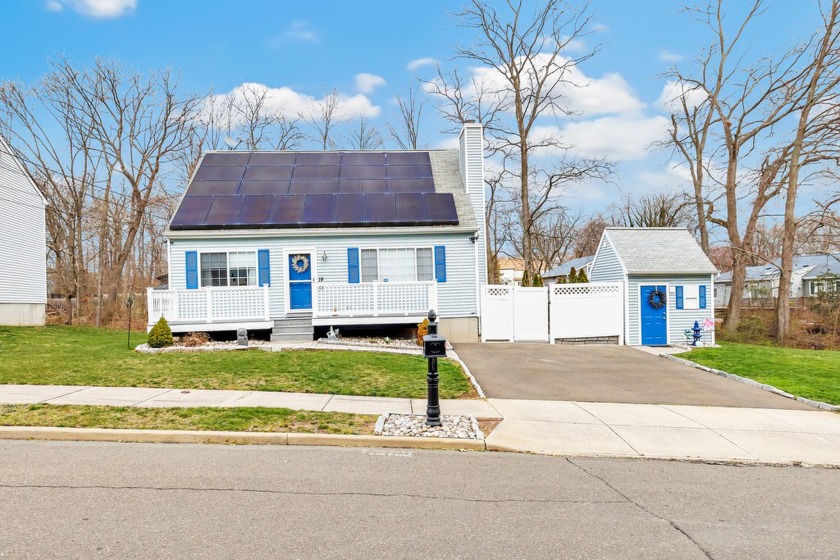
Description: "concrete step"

(272, 315), (314, 343)
(270, 333), (314, 343)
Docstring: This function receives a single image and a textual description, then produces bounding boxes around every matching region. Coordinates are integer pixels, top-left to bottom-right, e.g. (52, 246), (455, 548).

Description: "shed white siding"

(590, 235), (624, 283)
(169, 231), (477, 320)
(0, 137), (47, 310)
(627, 274), (714, 346)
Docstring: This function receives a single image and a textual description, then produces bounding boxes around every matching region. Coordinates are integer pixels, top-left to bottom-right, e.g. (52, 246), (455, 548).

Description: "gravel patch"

(319, 336), (420, 350)
(375, 413), (484, 440)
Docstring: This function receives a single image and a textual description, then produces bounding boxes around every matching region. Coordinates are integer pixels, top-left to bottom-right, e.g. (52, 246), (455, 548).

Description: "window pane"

(380, 248), (415, 282)
(228, 251), (257, 286)
(361, 250), (378, 283)
(201, 253), (227, 287)
(416, 248), (433, 281)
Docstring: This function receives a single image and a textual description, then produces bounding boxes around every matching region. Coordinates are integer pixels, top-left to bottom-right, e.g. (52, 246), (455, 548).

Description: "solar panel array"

(171, 151), (460, 229)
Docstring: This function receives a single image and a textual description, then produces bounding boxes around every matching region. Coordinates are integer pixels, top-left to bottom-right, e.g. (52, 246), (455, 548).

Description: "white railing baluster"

(263, 285), (270, 320)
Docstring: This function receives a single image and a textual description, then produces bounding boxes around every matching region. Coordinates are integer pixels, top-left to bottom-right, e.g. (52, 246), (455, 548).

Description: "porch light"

(321, 251), (328, 262)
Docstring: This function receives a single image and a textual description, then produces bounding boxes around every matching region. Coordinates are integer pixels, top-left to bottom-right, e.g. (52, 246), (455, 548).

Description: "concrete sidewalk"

(2, 384), (839, 466)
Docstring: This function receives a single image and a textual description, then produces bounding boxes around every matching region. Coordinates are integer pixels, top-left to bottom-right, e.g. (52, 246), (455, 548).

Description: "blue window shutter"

(434, 246), (446, 283)
(347, 248), (360, 283)
(258, 249), (271, 287)
(675, 286), (684, 309)
(185, 251), (198, 289)
(699, 285), (707, 309)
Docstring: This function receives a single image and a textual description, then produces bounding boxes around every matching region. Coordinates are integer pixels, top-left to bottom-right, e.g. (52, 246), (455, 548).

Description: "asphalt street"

(0, 441), (838, 559)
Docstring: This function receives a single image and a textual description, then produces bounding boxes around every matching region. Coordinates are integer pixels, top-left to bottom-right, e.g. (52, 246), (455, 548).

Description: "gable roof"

(169, 149), (473, 231)
(0, 134), (48, 206)
(543, 255), (594, 279)
(602, 227), (717, 275)
(715, 253), (840, 283)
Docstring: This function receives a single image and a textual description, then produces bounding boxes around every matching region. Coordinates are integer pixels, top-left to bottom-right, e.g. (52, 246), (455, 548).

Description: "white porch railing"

(147, 285), (270, 326)
(315, 281), (437, 318)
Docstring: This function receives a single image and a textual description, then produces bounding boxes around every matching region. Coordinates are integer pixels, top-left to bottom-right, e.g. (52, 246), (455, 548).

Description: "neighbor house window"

(359, 248), (434, 282)
(200, 251), (257, 287)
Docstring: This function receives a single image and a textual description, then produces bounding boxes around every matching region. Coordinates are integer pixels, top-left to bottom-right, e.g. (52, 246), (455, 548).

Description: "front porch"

(146, 281), (438, 333)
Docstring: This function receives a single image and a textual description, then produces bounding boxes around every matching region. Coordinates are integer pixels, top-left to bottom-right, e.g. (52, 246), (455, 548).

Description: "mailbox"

(423, 332), (447, 358)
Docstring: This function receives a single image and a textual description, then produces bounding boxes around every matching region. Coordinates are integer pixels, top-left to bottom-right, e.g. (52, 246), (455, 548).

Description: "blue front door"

(640, 285), (667, 345)
(288, 253), (312, 310)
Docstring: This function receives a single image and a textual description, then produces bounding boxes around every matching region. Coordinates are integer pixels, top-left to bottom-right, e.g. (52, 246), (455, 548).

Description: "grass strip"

(687, 342), (840, 406)
(0, 404), (377, 435)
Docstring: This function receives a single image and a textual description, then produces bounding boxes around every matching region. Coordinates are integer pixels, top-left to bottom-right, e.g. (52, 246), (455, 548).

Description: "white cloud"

(407, 57), (437, 72)
(49, 0), (137, 18)
(283, 20), (318, 43)
(355, 73), (386, 94)
(656, 79), (707, 112)
(206, 82), (380, 125)
(658, 49), (684, 63)
(533, 115), (669, 161)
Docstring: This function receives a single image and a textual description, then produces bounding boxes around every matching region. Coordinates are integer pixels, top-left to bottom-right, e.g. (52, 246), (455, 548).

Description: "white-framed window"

(359, 248), (434, 282)
(811, 279), (840, 294)
(200, 251), (257, 287)
(683, 284), (700, 309)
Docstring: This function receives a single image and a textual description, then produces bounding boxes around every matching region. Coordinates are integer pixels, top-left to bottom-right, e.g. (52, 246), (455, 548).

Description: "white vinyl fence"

(481, 282), (623, 344)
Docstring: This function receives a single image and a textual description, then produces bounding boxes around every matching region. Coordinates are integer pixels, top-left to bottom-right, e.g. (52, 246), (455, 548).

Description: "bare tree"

(344, 117), (383, 150)
(387, 87), (425, 150)
(304, 89), (346, 150)
(429, 0), (610, 285)
(607, 192), (696, 229)
(232, 84), (303, 151)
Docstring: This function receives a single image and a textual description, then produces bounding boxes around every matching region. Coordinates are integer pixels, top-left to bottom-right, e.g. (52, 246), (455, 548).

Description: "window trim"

(358, 246), (436, 283)
(196, 249), (260, 289)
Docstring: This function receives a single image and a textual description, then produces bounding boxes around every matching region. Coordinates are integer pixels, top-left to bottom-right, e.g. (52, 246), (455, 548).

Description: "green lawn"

(0, 326), (474, 399)
(687, 342), (840, 405)
(0, 404), (376, 434)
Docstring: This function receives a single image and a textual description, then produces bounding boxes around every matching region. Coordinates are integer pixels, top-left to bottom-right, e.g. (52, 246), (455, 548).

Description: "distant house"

(589, 227), (717, 346)
(147, 122), (488, 343)
(543, 255), (594, 284)
(714, 253), (840, 307)
(0, 135), (47, 326)
(496, 257), (524, 285)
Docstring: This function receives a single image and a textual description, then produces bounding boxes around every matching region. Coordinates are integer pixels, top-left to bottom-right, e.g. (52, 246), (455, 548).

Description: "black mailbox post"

(423, 310), (446, 426)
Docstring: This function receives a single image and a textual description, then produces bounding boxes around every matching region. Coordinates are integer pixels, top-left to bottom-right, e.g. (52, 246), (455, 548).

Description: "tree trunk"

(693, 164), (710, 254)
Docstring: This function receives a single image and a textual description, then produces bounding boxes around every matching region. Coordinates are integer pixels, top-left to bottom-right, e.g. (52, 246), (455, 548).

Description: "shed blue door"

(640, 285), (667, 345)
(288, 253), (312, 311)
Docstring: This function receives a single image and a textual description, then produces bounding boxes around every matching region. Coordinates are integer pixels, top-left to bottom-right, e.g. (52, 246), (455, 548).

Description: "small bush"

(147, 317), (174, 348)
(532, 273), (544, 287)
(182, 332), (210, 347)
(577, 269), (589, 283)
(416, 318), (429, 346)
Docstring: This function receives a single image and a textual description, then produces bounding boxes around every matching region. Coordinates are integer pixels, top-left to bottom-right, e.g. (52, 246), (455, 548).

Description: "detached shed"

(590, 228), (717, 346)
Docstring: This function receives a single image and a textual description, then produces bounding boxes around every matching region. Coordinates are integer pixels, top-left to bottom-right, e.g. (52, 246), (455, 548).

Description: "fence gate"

(480, 285), (549, 342)
(481, 282), (623, 344)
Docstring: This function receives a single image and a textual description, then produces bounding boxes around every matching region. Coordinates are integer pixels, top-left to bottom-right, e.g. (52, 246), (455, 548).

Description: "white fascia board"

(166, 225), (479, 239)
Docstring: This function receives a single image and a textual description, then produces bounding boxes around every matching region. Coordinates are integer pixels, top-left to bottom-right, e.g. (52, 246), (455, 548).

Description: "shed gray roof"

(543, 255), (594, 279)
(603, 227), (717, 275)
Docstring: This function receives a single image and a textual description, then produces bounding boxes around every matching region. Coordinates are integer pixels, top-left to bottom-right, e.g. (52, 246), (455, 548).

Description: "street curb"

(0, 426), (487, 451)
(447, 348), (486, 399)
(660, 353), (840, 413)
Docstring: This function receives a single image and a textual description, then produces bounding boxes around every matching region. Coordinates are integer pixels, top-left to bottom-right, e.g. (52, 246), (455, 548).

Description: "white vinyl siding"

(0, 137), (47, 305)
(169, 232), (478, 320)
(590, 236), (625, 283)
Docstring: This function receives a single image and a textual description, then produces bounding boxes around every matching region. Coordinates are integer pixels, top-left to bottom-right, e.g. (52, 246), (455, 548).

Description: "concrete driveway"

(453, 343), (810, 409)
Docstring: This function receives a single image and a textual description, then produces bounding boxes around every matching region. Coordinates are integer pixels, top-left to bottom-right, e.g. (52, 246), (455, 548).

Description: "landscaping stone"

(375, 413), (484, 440)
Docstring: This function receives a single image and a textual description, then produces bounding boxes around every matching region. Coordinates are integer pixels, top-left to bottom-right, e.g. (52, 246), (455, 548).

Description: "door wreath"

(648, 289), (666, 309)
(291, 254), (310, 274)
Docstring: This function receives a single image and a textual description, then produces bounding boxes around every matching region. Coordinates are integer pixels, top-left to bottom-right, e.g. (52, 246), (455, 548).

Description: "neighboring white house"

(148, 122), (488, 342)
(590, 227), (717, 346)
(543, 255), (594, 284)
(714, 253), (840, 307)
(0, 135), (47, 326)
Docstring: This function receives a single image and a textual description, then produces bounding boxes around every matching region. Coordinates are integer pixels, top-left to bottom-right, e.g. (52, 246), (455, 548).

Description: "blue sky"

(1, 0), (820, 227)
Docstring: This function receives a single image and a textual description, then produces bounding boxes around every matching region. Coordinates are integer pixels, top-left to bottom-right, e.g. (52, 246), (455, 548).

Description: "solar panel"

(204, 196), (244, 226)
(238, 180), (290, 195)
(341, 152), (386, 166)
(295, 152), (341, 165)
(292, 165), (341, 180)
(237, 195), (274, 226)
(269, 195), (305, 224)
(395, 193), (427, 223)
(387, 165), (433, 180)
(340, 165), (386, 180)
(186, 180), (241, 197)
(386, 179), (435, 193)
(194, 166), (247, 181)
(171, 196), (213, 229)
(302, 194), (336, 224)
(334, 194), (366, 224)
(424, 193), (459, 224)
(244, 166), (293, 181)
(386, 152), (430, 166)
(339, 179), (387, 194)
(289, 179), (339, 194)
(248, 152), (296, 166)
(365, 194), (397, 223)
(202, 152), (252, 166)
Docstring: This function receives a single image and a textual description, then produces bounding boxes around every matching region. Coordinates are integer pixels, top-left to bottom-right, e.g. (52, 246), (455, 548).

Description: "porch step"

(271, 316), (314, 343)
